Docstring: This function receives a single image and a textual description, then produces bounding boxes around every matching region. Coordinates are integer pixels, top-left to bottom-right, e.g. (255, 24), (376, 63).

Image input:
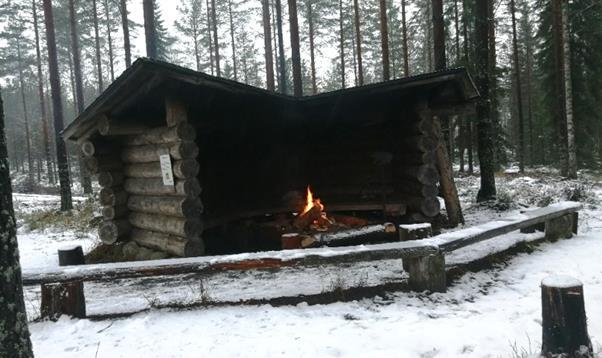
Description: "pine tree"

(175, 0), (206, 71)
(119, 0), (132, 67)
(288, 0), (303, 96)
(378, 0), (390, 80)
(261, 0), (275, 90)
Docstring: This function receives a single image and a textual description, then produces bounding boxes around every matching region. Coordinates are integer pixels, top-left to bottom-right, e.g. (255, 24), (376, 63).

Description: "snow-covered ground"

(16, 170), (602, 357)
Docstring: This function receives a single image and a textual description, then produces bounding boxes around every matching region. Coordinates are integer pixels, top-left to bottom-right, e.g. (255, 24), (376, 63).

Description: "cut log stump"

(541, 275), (592, 357)
(40, 280), (86, 320)
(405, 253), (446, 293)
(57, 246), (85, 266)
(545, 214), (574, 241)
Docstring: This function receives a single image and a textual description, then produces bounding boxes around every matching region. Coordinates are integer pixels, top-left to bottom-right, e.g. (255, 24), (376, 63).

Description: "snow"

(12, 169), (602, 357)
(399, 223), (433, 230)
(541, 275), (583, 289)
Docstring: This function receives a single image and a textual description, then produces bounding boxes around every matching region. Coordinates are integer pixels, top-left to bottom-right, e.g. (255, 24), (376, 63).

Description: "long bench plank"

(426, 202), (582, 252)
(22, 240), (438, 285)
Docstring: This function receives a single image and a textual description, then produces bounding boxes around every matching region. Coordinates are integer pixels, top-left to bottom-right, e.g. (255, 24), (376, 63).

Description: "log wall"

(86, 100), (205, 257)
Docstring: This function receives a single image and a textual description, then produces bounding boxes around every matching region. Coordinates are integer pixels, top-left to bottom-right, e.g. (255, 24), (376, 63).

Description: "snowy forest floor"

(15, 167), (602, 357)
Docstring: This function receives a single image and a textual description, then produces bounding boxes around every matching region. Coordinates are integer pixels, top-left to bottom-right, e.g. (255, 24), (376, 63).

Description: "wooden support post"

(398, 223), (432, 241)
(541, 275), (592, 357)
(57, 246), (85, 266)
(572, 212), (579, 234)
(40, 280), (86, 320)
(405, 252), (446, 293)
(545, 214), (574, 241)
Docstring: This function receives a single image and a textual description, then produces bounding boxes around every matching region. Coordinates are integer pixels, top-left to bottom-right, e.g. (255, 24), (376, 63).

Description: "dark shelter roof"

(63, 58), (479, 140)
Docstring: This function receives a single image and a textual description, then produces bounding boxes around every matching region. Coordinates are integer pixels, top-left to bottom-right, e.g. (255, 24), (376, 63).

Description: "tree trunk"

(16, 41), (34, 188)
(307, 1), (317, 94)
(432, 0), (445, 70)
(262, 0), (275, 90)
(0, 91), (34, 357)
(275, 0), (287, 93)
(143, 0), (157, 59)
(271, 0), (280, 87)
(288, 0), (303, 96)
(379, 0), (390, 81)
(510, 0), (525, 173)
(92, 0), (104, 92)
(462, 0), (473, 174)
(474, 0), (496, 201)
(69, 0), (93, 195)
(488, 0), (499, 167)
(104, 0), (115, 82)
(227, 0), (237, 81)
(44, 0), (73, 211)
(211, 0), (221, 76)
(206, 0), (214, 75)
(401, 0), (409, 77)
(561, 0), (577, 179)
(338, 0), (346, 88)
(119, 0), (132, 67)
(33, 0), (55, 185)
(453, 0), (460, 64)
(352, 0), (363, 85)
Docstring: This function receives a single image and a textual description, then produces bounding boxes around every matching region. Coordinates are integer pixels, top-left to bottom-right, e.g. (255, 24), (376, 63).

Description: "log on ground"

(98, 220), (131, 244)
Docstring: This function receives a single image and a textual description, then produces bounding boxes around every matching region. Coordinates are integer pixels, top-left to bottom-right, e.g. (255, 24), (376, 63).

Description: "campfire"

(281, 186), (398, 250)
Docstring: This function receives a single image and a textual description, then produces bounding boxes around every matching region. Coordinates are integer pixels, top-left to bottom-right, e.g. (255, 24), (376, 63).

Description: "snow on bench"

(25, 201), (582, 319)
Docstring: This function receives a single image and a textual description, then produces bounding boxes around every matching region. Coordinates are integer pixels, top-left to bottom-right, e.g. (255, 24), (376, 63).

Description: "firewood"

(124, 178), (201, 197)
(128, 212), (202, 238)
(123, 159), (199, 179)
(125, 122), (196, 146)
(127, 195), (202, 218)
(121, 141), (199, 163)
(300, 223), (398, 248)
(293, 204), (323, 230)
(330, 214), (369, 227)
(98, 219), (131, 244)
(130, 228), (205, 257)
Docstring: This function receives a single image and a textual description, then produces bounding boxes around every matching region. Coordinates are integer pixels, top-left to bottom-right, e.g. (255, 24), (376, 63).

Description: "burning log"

(128, 212), (202, 238)
(293, 202), (323, 230)
(121, 141), (199, 163)
(300, 223), (398, 248)
(125, 122), (196, 146)
(124, 178), (201, 197)
(127, 195), (202, 218)
(130, 228), (205, 257)
(123, 159), (199, 179)
(330, 214), (369, 227)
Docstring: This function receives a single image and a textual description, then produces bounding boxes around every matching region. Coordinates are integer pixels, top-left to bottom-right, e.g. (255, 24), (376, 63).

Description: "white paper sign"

(159, 154), (175, 186)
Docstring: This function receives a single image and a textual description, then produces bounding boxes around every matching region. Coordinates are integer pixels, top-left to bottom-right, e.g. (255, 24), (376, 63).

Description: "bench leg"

(406, 253), (446, 293)
(572, 212), (579, 234)
(545, 214), (574, 242)
(40, 280), (86, 320)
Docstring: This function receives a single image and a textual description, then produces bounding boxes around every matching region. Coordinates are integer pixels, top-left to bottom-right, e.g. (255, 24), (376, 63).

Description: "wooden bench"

(23, 201), (582, 319)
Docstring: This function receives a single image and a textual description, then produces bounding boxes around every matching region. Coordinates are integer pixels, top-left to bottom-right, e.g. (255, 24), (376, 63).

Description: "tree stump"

(40, 281), (86, 320)
(57, 246), (85, 266)
(405, 253), (446, 293)
(541, 275), (592, 357)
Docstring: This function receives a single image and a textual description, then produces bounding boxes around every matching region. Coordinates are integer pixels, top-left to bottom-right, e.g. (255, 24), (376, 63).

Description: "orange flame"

(301, 186), (323, 215)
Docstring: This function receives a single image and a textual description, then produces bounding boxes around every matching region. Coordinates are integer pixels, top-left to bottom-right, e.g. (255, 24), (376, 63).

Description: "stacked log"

(119, 116), (204, 257)
(395, 113), (441, 219)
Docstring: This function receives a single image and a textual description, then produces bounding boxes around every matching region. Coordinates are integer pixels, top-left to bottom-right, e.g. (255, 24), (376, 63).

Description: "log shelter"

(63, 58), (478, 257)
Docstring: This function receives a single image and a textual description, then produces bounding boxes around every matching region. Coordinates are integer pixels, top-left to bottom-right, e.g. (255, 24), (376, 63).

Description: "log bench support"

(40, 280), (86, 320)
(545, 213), (574, 241)
(405, 252), (446, 293)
